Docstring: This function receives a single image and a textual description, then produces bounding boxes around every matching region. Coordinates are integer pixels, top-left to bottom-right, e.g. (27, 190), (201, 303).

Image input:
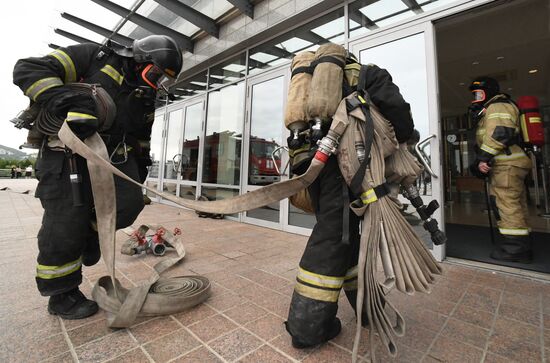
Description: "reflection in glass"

(148, 114), (164, 178)
(289, 204), (316, 229)
(181, 102), (202, 181)
(248, 8), (345, 75)
(172, 71), (208, 102)
(359, 32), (431, 195)
(163, 109), (183, 180)
(145, 181), (158, 198)
(248, 76), (284, 186)
(200, 187), (239, 218)
(349, 0), (446, 39)
(162, 182), (177, 196)
(178, 185), (197, 200)
(202, 82), (245, 185)
(208, 53), (247, 89)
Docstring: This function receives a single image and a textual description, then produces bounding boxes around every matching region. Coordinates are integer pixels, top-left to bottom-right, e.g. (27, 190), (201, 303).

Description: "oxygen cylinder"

(517, 95), (545, 147)
(307, 43), (347, 125)
(284, 51), (315, 145)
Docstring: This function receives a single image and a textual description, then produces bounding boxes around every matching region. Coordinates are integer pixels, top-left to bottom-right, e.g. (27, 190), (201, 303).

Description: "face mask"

(140, 64), (168, 90)
(471, 89), (486, 103)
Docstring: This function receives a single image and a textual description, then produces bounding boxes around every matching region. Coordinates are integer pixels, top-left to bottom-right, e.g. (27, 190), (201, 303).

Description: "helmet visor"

(141, 64), (167, 90)
(471, 89), (486, 103)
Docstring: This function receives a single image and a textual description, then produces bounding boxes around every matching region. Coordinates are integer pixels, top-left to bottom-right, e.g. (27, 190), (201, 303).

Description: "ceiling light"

(507, 87), (513, 91)
(529, 69), (538, 74)
(459, 82), (465, 86)
(472, 61), (479, 65)
(496, 56), (504, 60)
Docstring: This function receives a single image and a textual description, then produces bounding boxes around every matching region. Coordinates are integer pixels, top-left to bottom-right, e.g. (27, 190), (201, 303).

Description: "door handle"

(271, 146), (289, 176)
(415, 134), (438, 178)
(172, 153), (182, 173)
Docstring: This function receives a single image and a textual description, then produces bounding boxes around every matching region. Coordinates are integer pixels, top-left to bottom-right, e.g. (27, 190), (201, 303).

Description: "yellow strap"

(493, 152), (527, 161)
(360, 188), (378, 205)
(66, 112), (98, 122)
(25, 77), (64, 101)
(480, 143), (498, 155)
(294, 282), (340, 303)
(100, 64), (124, 85)
(49, 49), (77, 83)
(297, 267), (344, 288)
(36, 257), (82, 279)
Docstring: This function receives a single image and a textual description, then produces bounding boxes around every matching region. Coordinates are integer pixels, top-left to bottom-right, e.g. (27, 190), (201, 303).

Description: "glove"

(469, 160), (486, 179)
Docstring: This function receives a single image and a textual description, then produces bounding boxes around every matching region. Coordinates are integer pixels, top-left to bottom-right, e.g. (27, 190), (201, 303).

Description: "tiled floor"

(2, 179), (550, 362)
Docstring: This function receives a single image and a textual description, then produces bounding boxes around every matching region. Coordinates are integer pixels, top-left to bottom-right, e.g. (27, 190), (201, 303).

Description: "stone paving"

(1, 180), (550, 362)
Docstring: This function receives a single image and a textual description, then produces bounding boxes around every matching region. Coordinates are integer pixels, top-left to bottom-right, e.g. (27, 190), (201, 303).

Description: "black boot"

(490, 235), (533, 263)
(287, 317), (342, 349)
(48, 288), (99, 319)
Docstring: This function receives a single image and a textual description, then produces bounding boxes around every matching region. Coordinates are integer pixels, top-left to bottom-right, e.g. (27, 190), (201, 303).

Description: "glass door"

(350, 22), (445, 261)
(161, 108), (184, 200)
(242, 68), (288, 228)
(145, 113), (166, 203)
(178, 100), (204, 201)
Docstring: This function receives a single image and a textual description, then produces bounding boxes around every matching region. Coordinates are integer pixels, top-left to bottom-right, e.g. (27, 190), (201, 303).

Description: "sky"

(0, 0), (135, 151)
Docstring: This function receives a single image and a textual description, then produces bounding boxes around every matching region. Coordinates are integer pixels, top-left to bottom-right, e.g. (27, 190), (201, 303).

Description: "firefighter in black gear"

(285, 63), (414, 348)
(13, 35), (182, 319)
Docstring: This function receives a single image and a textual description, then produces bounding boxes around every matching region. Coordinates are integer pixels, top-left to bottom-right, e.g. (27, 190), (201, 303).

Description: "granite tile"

(270, 334), (316, 361)
(188, 314), (238, 342)
(498, 303), (541, 327)
(224, 303), (267, 325)
(237, 344), (292, 362)
(103, 347), (150, 363)
(129, 316), (181, 344)
(173, 303), (217, 326)
(209, 328), (263, 362)
(440, 317), (489, 348)
(491, 316), (540, 345)
(172, 346), (223, 363)
(452, 303), (495, 330)
(76, 330), (137, 363)
(461, 291), (500, 314)
(487, 336), (542, 362)
(428, 335), (484, 363)
(143, 328), (201, 363)
(206, 292), (245, 311)
(67, 318), (115, 347)
(244, 313), (286, 341)
(0, 333), (69, 363)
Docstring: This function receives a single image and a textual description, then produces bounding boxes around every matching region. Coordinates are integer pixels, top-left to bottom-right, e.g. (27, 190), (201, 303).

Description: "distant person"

(11, 167), (16, 179)
(25, 165), (33, 178)
(468, 76), (532, 263)
(15, 166), (22, 179)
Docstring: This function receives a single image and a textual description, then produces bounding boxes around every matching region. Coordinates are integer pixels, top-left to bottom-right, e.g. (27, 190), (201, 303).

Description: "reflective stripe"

(66, 112), (97, 122)
(294, 282), (340, 303)
(480, 144), (498, 155)
(25, 77), (63, 101)
(345, 265), (358, 280)
(487, 113), (513, 120)
(360, 189), (378, 205)
(49, 49), (76, 83)
(476, 129), (486, 136)
(343, 280), (358, 291)
(494, 152), (527, 161)
(36, 257), (82, 280)
(100, 64), (124, 85)
(297, 267), (344, 289)
(499, 228), (529, 236)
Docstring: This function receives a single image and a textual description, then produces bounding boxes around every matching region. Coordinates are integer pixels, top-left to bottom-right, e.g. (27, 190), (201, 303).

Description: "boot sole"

(48, 305), (99, 320)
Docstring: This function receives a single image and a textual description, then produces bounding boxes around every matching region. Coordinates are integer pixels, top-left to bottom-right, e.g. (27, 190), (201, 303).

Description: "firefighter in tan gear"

(469, 77), (532, 263)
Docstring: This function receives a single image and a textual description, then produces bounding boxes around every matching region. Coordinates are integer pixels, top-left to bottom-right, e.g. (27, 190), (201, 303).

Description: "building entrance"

(435, 0), (550, 272)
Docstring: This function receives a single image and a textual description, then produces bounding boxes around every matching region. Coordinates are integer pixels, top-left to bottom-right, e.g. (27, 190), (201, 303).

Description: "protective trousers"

(286, 156), (362, 346)
(490, 165), (531, 254)
(35, 146), (144, 296)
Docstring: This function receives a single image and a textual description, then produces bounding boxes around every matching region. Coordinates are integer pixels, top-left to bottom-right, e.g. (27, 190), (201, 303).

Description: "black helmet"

(469, 76), (499, 105)
(133, 35), (183, 77)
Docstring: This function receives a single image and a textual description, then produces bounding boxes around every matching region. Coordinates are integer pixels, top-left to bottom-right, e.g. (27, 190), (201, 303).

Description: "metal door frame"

(241, 66), (290, 229)
(349, 21), (445, 261)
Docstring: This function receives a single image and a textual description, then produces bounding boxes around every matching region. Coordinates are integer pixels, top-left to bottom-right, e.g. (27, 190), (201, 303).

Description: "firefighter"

(285, 61), (415, 348)
(13, 35), (182, 319)
(468, 76), (532, 262)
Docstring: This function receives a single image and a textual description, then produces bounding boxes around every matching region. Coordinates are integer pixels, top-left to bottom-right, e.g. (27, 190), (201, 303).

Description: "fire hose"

(57, 90), (441, 359)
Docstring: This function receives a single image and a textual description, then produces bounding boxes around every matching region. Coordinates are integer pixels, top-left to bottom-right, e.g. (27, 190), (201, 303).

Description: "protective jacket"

(13, 43), (153, 296)
(475, 94), (530, 169)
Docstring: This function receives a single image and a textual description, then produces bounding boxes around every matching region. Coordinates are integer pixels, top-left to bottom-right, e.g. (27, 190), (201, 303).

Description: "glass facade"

(202, 82), (245, 185)
(181, 102), (203, 182)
